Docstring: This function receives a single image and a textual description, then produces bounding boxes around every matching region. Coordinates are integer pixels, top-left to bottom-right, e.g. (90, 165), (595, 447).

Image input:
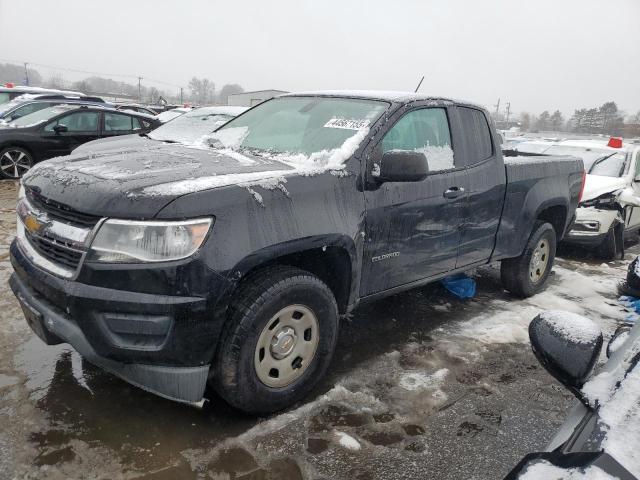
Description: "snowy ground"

(0, 179), (636, 480)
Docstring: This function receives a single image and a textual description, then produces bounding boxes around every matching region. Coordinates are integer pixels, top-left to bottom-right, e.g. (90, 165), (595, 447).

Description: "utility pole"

(138, 76), (143, 103)
(180, 87), (184, 104)
(505, 102), (511, 123)
(23, 63), (29, 86)
(494, 98), (501, 115)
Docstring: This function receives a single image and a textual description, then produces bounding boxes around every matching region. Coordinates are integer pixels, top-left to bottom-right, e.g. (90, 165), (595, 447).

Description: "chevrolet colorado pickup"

(9, 91), (584, 414)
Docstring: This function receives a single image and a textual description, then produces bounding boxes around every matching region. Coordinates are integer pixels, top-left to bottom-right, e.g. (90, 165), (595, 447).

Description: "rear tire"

(0, 146), (33, 179)
(212, 266), (339, 414)
(501, 221), (556, 298)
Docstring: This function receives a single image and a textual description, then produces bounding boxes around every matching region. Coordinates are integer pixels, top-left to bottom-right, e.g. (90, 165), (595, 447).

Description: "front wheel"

(598, 227), (618, 260)
(212, 266), (339, 414)
(0, 147), (33, 179)
(501, 221), (557, 298)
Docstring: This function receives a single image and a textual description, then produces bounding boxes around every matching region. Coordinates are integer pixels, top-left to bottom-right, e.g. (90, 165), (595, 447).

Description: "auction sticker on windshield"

(324, 118), (370, 130)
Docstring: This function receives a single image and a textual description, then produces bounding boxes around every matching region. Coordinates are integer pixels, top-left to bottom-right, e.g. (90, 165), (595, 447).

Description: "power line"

(0, 58), (184, 89)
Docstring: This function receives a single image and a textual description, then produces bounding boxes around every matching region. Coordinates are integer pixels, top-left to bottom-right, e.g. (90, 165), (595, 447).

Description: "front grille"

(26, 232), (83, 270)
(26, 189), (99, 228)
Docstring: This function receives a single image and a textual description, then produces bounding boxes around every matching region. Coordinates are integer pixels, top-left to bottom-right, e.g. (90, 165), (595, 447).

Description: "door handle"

(443, 187), (465, 199)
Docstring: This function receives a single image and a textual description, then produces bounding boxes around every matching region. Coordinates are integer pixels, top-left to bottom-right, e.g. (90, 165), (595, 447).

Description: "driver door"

(41, 111), (101, 158)
(361, 106), (466, 296)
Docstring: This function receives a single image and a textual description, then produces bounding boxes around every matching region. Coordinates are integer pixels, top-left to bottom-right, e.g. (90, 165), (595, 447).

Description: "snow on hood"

(581, 174), (628, 202)
(24, 126), (368, 200)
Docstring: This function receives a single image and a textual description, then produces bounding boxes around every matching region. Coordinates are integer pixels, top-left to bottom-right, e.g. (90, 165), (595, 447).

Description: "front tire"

(501, 221), (557, 298)
(213, 266), (339, 414)
(0, 146), (33, 179)
(598, 227), (618, 260)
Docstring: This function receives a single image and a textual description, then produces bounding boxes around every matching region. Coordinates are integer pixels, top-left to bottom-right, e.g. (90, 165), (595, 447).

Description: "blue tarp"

(441, 274), (476, 299)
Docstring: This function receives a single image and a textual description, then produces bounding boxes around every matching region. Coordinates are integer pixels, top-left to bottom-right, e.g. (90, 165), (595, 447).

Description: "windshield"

(9, 105), (73, 127)
(149, 109), (236, 144)
(210, 96), (387, 161)
(543, 145), (628, 177)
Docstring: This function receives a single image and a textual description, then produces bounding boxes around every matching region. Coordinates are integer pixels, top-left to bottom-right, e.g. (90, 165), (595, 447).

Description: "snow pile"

(334, 431), (361, 451)
(537, 310), (602, 344)
(399, 369), (449, 391)
(518, 461), (616, 479)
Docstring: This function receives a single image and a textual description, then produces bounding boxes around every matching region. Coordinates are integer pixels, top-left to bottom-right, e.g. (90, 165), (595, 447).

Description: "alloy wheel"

(0, 149), (31, 179)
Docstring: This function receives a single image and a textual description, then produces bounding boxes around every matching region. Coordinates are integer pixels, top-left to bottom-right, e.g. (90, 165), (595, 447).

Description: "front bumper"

(9, 239), (230, 404)
(563, 207), (618, 247)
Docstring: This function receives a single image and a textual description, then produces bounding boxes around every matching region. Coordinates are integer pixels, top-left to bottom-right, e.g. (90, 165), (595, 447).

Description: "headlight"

(88, 218), (213, 263)
(18, 184), (25, 200)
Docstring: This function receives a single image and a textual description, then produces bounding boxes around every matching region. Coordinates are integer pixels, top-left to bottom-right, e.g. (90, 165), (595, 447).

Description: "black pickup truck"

(9, 91), (584, 413)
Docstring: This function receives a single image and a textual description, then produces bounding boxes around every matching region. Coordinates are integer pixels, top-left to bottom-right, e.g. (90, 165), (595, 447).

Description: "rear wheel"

(0, 147), (33, 179)
(501, 221), (556, 298)
(213, 266), (339, 414)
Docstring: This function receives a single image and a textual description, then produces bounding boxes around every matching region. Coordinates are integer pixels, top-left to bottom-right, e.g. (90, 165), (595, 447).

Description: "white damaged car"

(548, 139), (640, 258)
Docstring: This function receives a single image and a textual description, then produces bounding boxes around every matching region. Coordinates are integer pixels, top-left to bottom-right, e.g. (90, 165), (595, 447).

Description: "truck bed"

(492, 153), (584, 260)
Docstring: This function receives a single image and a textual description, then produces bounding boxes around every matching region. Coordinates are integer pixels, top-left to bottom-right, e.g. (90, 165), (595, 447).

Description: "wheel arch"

(226, 234), (357, 315)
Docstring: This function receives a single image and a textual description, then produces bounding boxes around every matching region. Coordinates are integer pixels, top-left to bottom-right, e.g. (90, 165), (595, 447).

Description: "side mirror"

(377, 150), (429, 182)
(529, 310), (602, 402)
(53, 124), (68, 134)
(617, 187), (640, 207)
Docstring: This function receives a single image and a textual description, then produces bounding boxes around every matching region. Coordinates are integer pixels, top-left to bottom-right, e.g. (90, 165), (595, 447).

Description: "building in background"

(227, 89), (288, 107)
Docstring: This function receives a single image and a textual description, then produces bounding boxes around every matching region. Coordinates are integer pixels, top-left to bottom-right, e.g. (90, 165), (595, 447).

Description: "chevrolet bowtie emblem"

(23, 214), (43, 234)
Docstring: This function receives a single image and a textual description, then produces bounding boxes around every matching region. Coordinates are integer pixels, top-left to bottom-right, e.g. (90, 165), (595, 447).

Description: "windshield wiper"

(588, 153), (616, 174)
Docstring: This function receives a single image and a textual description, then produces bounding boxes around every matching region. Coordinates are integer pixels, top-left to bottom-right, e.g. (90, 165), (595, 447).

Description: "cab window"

(45, 111), (99, 132)
(458, 107), (493, 164)
(382, 108), (454, 172)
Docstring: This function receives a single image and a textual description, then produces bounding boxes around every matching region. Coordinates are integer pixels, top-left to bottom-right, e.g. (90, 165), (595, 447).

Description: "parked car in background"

(115, 104), (161, 116)
(551, 139), (640, 258)
(0, 104), (159, 178)
(155, 106), (192, 123)
(10, 91), (583, 413)
(73, 105), (248, 154)
(0, 84), (85, 105)
(505, 310), (639, 479)
(0, 94), (112, 124)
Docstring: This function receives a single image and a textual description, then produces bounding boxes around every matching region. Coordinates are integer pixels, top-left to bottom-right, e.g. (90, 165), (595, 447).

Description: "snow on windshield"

(207, 96), (387, 170)
(148, 109), (237, 144)
(137, 97), (387, 197)
(9, 105), (71, 127)
(544, 145), (627, 177)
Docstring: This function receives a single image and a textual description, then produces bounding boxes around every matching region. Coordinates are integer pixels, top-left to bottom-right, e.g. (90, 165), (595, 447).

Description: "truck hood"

(22, 143), (295, 218)
(581, 175), (629, 202)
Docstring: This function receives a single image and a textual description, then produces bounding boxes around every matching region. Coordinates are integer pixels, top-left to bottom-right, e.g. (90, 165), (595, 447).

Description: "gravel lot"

(0, 179), (635, 480)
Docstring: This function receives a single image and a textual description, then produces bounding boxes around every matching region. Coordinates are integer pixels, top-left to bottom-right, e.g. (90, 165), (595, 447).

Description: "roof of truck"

(283, 90), (486, 110)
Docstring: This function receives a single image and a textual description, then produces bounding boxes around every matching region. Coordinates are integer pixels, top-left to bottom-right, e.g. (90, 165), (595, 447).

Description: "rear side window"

(458, 107), (493, 164)
(104, 112), (135, 131)
(382, 108), (454, 172)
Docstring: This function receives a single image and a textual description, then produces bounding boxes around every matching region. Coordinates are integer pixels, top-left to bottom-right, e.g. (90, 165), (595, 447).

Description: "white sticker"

(324, 118), (370, 130)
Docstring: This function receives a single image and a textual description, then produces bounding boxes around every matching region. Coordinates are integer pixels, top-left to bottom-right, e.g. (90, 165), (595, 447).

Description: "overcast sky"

(0, 0), (638, 116)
